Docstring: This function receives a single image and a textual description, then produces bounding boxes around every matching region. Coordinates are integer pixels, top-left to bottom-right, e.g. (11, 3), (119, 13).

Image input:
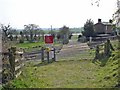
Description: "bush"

(19, 39), (24, 43)
(82, 19), (96, 37)
(62, 39), (69, 44)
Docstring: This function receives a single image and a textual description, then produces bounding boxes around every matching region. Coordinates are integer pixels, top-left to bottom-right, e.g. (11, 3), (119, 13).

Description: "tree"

(24, 24), (39, 43)
(57, 33), (61, 41)
(48, 30), (56, 39)
(40, 30), (45, 42)
(23, 29), (29, 41)
(8, 34), (13, 41)
(9, 29), (19, 36)
(19, 31), (24, 43)
(0, 24), (15, 52)
(113, 0), (120, 49)
(91, 0), (101, 7)
(59, 25), (70, 44)
(0, 24), (11, 42)
(59, 26), (70, 36)
(82, 19), (95, 38)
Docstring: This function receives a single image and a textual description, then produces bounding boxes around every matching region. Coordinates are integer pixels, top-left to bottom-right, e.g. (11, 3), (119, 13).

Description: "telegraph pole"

(51, 25), (52, 34)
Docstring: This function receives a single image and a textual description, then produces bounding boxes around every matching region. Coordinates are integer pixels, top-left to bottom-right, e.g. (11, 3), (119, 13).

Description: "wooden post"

(41, 47), (44, 62)
(2, 52), (11, 84)
(89, 37), (92, 43)
(117, 35), (120, 50)
(47, 51), (49, 63)
(9, 47), (16, 79)
(95, 45), (99, 59)
(104, 41), (109, 56)
(53, 48), (56, 61)
(104, 39), (114, 57)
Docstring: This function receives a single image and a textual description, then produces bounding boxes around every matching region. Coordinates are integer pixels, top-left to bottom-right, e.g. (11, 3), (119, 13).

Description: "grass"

(111, 39), (119, 50)
(0, 85), (2, 90)
(16, 41), (45, 49)
(2, 39), (119, 88)
(57, 49), (95, 61)
(92, 51), (119, 87)
(15, 40), (62, 53)
(5, 60), (99, 88)
(16, 40), (63, 48)
(3, 50), (119, 88)
(71, 35), (78, 40)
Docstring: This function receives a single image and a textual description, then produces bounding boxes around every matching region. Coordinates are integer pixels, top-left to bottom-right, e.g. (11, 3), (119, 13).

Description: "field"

(15, 39), (62, 53)
(16, 41), (45, 48)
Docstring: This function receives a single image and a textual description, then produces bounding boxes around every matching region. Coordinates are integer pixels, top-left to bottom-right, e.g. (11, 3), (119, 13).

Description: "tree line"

(0, 24), (73, 44)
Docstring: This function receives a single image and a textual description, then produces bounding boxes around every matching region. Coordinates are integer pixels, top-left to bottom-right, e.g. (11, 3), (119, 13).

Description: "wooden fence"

(24, 47), (56, 63)
(2, 47), (24, 84)
(94, 39), (114, 59)
(1, 46), (56, 84)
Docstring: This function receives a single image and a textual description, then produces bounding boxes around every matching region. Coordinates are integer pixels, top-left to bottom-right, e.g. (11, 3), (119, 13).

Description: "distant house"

(94, 19), (115, 35)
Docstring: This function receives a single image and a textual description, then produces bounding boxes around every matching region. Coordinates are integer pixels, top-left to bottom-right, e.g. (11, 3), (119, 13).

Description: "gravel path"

(56, 40), (91, 60)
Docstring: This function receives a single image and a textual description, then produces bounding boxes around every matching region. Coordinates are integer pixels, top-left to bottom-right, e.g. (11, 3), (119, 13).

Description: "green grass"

(2, 40), (119, 88)
(92, 51), (119, 87)
(58, 49), (95, 61)
(0, 85), (2, 90)
(4, 50), (119, 88)
(15, 41), (62, 53)
(111, 40), (119, 50)
(71, 35), (78, 40)
(16, 41), (45, 49)
(16, 40), (62, 48)
(6, 60), (99, 88)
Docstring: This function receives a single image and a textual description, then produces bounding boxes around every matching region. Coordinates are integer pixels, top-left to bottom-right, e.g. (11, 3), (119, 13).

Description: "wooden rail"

(94, 39), (114, 59)
(24, 47), (56, 63)
(1, 46), (56, 84)
(2, 47), (24, 84)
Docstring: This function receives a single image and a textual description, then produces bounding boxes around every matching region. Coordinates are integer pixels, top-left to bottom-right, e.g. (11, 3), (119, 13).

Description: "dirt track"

(56, 40), (91, 60)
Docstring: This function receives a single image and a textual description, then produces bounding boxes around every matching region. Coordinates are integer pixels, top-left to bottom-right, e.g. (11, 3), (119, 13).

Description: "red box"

(45, 35), (53, 44)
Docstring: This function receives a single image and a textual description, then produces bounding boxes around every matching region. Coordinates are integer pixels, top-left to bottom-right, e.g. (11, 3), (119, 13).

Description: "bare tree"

(0, 24), (11, 42)
(0, 24), (12, 52)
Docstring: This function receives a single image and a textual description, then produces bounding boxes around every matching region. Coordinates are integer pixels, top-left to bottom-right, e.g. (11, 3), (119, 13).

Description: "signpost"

(44, 34), (55, 62)
(45, 35), (53, 44)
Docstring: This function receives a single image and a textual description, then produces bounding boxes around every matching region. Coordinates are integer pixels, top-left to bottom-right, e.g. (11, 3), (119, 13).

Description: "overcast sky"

(0, 0), (117, 29)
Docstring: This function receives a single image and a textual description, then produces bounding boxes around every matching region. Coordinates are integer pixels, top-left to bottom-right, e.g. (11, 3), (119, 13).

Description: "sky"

(0, 0), (117, 29)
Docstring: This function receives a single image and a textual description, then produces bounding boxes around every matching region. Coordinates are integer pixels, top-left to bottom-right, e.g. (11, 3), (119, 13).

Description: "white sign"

(49, 48), (54, 59)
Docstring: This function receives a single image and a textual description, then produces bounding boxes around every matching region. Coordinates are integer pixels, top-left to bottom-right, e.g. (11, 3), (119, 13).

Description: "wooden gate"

(24, 47), (56, 63)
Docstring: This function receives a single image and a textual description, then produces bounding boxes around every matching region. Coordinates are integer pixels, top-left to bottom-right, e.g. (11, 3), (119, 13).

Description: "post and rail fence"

(24, 46), (56, 63)
(1, 46), (56, 84)
(94, 39), (114, 60)
(1, 47), (24, 84)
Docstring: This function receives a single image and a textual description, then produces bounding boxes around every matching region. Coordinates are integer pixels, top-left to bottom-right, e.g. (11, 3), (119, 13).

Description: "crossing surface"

(56, 40), (92, 60)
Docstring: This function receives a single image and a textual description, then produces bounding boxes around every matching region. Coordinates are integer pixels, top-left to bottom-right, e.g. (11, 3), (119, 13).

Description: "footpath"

(56, 40), (91, 60)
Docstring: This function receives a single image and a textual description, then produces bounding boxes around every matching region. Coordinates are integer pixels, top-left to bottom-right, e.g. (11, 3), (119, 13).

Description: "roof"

(96, 34), (111, 37)
(102, 22), (113, 25)
(94, 22), (115, 26)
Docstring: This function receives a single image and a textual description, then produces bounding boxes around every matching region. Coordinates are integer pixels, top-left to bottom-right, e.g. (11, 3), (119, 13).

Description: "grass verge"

(16, 41), (45, 49)
(3, 50), (119, 88)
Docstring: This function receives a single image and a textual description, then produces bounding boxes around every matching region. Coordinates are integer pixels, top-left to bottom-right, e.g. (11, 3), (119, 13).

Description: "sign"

(45, 35), (53, 44)
(45, 47), (51, 52)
